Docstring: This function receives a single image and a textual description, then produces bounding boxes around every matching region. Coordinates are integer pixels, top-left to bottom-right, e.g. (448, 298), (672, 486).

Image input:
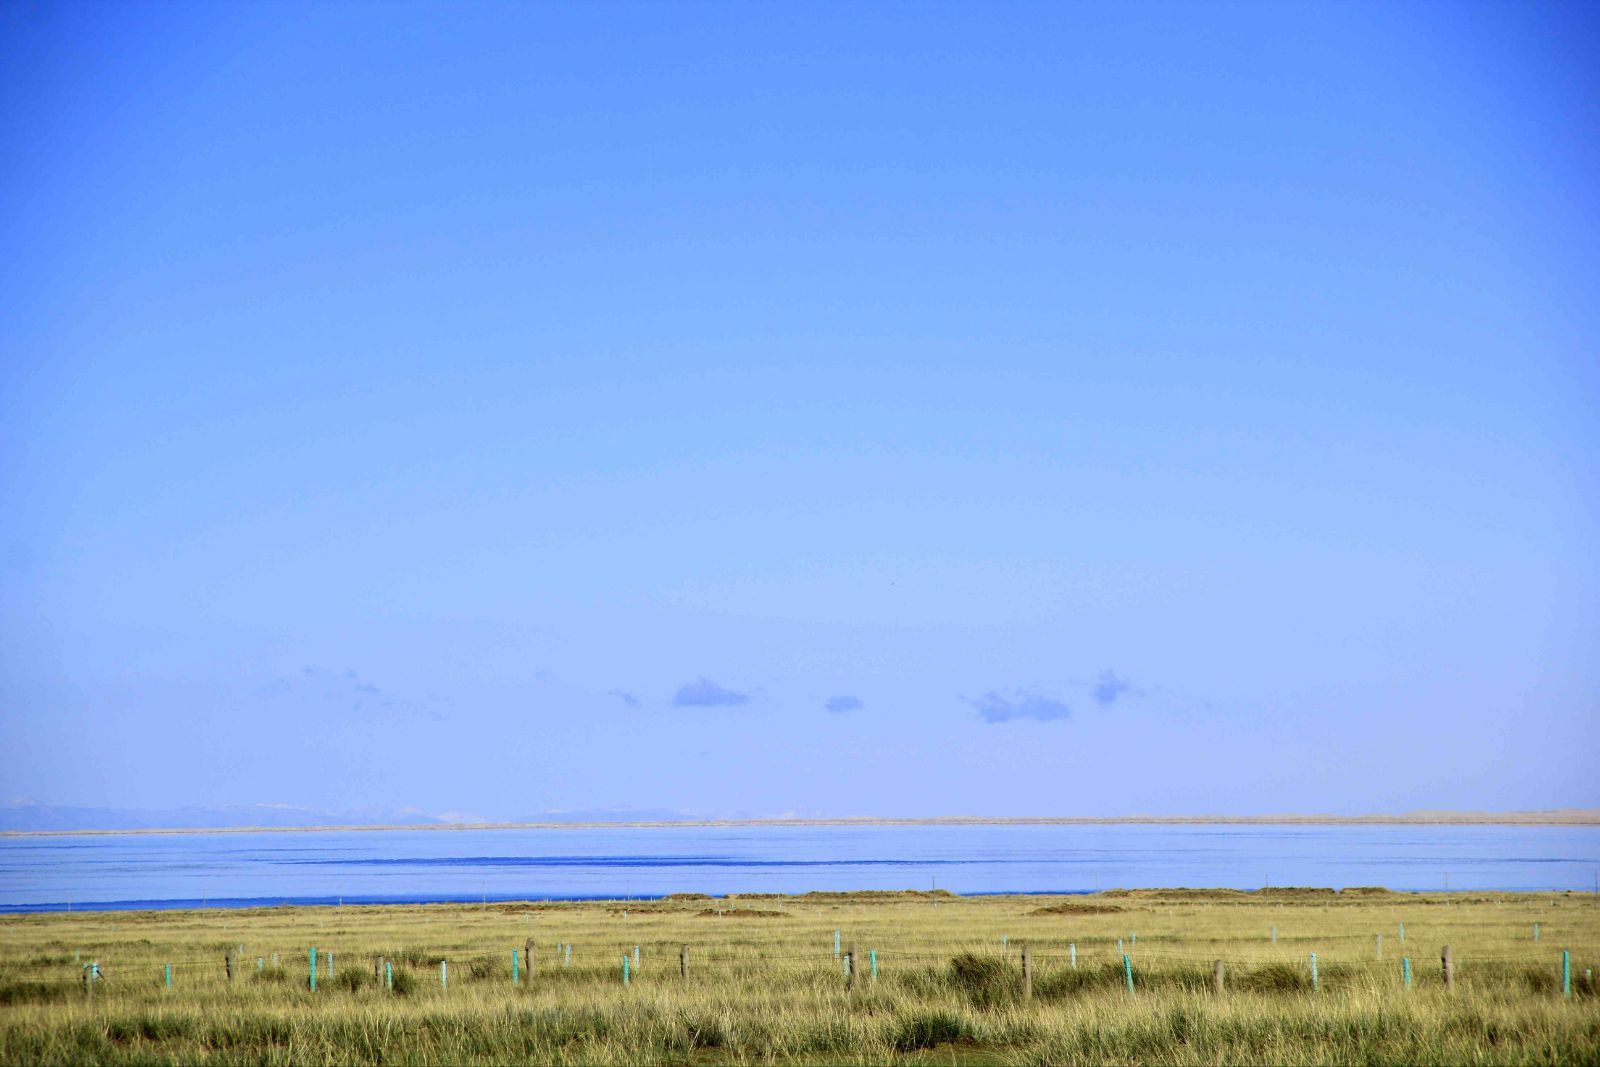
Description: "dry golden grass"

(2, 888), (1596, 1063)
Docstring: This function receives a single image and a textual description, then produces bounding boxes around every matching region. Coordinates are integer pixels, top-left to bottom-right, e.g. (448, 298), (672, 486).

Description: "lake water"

(1, 824), (1596, 912)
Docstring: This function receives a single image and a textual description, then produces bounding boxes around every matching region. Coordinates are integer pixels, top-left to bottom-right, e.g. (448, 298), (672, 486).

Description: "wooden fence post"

(1442, 945), (1454, 990)
(1021, 944), (1032, 1000)
(845, 943), (856, 990)
(525, 940), (534, 981)
(225, 952), (234, 983)
(1213, 960), (1225, 994)
(680, 945), (689, 979)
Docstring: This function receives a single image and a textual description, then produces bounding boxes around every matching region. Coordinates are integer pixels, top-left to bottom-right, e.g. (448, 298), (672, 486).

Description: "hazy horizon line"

(5, 808), (1598, 838)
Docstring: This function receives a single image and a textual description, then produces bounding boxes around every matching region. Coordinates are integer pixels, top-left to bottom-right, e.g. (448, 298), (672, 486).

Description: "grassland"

(1, 888), (1596, 1064)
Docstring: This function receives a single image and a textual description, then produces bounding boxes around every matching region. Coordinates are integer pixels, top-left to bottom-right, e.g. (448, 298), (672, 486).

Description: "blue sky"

(1, 0), (1595, 820)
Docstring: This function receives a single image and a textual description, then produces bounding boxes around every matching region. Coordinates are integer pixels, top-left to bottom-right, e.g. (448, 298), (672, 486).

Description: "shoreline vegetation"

(4, 808), (1597, 838)
(2, 889), (1595, 1064)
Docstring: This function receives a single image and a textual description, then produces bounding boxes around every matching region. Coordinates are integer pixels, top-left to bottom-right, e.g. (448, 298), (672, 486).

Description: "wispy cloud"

(610, 689), (641, 708)
(825, 695), (863, 714)
(261, 666), (440, 720)
(673, 677), (750, 708)
(966, 689), (1071, 724)
(1093, 670), (1130, 707)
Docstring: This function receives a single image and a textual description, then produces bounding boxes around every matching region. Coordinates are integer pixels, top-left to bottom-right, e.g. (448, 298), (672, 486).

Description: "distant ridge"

(2, 804), (1595, 836)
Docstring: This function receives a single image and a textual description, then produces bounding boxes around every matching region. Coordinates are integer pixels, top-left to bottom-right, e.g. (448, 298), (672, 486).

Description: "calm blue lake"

(1, 824), (1596, 912)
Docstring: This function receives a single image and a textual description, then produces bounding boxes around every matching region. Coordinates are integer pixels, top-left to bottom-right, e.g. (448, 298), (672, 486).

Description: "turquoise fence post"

(622, 955), (630, 986)
(870, 949), (878, 979)
(440, 960), (447, 989)
(1069, 943), (1077, 969)
(834, 930), (841, 958)
(512, 949), (520, 986)
(309, 947), (317, 991)
(164, 963), (171, 989)
(1310, 953), (1319, 992)
(385, 961), (393, 990)
(257, 957), (263, 972)
(1123, 954), (1134, 994)
(1534, 923), (1540, 942)
(1563, 951), (1571, 999)
(1402, 957), (1412, 990)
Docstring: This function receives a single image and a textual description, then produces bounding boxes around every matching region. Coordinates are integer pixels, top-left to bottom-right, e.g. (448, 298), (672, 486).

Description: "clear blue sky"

(2, 1), (1595, 820)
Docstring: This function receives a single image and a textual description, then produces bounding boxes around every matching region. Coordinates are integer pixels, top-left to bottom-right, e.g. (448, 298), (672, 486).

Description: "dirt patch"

(696, 908), (790, 918)
(1030, 900), (1126, 915)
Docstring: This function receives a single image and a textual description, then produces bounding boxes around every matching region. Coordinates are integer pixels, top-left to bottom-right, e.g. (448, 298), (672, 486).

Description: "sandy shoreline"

(4, 809), (1596, 838)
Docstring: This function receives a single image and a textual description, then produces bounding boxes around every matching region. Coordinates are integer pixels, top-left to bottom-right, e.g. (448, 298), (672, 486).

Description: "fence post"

(680, 945), (689, 979)
(845, 943), (856, 991)
(633, 945), (640, 971)
(440, 960), (447, 989)
(1213, 959), (1224, 994)
(1533, 923), (1540, 942)
(225, 952), (234, 983)
(1309, 953), (1319, 992)
(1270, 926), (1277, 944)
(1021, 944), (1032, 1000)
(834, 930), (841, 959)
(257, 957), (263, 973)
(1563, 950), (1571, 999)
(512, 948), (519, 986)
(385, 961), (393, 991)
(1376, 933), (1382, 960)
(1442, 945), (1454, 990)
(1123, 954), (1134, 995)
(164, 963), (172, 989)
(309, 947), (317, 992)
(622, 955), (630, 986)
(870, 948), (878, 980)
(328, 952), (334, 980)
(1069, 943), (1077, 969)
(526, 939), (534, 981)
(1402, 957), (1412, 990)
(564, 944), (571, 969)
(1398, 922), (1404, 942)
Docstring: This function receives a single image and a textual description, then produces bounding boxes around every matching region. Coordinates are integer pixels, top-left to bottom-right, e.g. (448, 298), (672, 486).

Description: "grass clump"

(892, 1011), (970, 1051)
(947, 953), (1016, 1008)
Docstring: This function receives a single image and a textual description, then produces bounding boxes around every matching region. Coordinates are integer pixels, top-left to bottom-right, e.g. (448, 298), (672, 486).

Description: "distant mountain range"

(0, 799), (454, 832)
(0, 799), (733, 833)
(7, 798), (1592, 834)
